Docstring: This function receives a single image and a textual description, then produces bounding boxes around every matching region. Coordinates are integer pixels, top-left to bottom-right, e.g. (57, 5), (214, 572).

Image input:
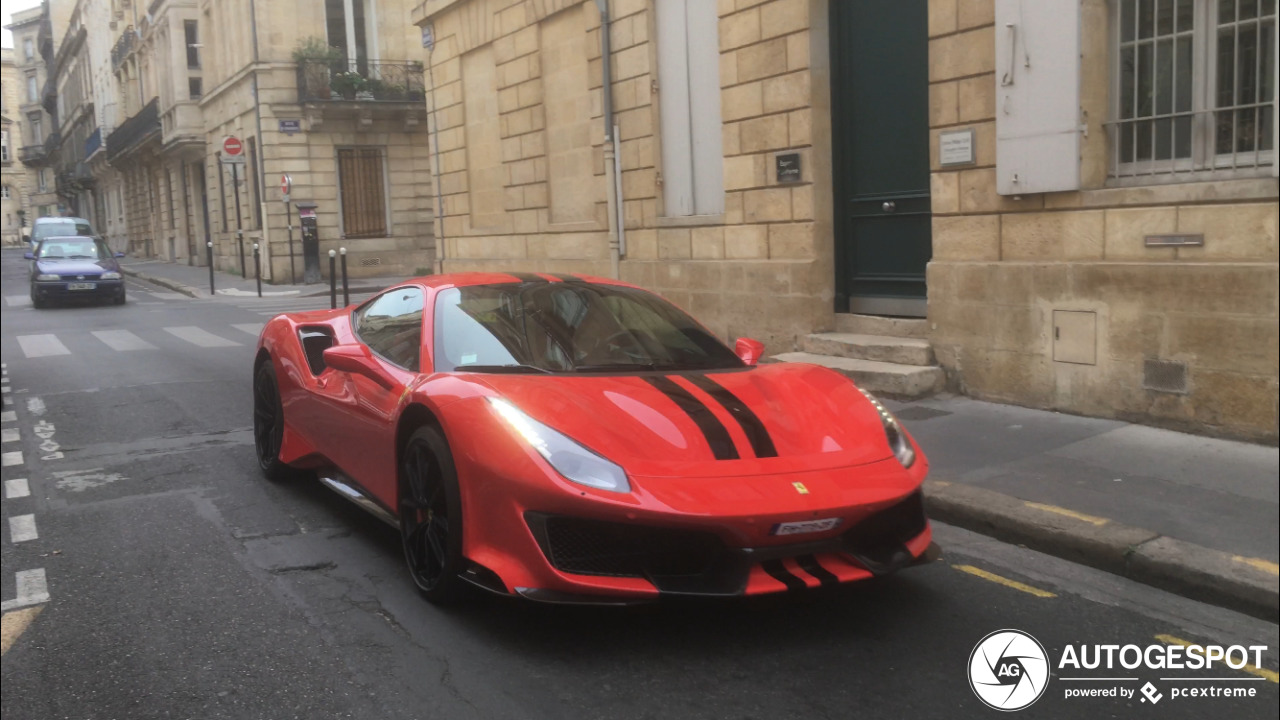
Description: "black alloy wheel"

(399, 425), (466, 603)
(253, 361), (291, 480)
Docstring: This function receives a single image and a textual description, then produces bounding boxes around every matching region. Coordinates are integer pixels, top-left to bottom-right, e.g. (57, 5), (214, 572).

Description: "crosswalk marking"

(231, 323), (264, 337)
(16, 335), (71, 358)
(91, 330), (157, 352)
(4, 479), (30, 499)
(9, 515), (38, 543)
(4, 296), (32, 308)
(163, 326), (241, 348)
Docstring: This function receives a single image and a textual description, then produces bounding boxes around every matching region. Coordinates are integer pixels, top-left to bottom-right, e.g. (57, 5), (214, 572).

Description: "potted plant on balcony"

(331, 71), (369, 100)
(292, 37), (345, 102)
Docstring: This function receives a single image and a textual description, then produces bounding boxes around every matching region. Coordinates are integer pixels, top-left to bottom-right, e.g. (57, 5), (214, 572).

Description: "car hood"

(476, 363), (894, 477)
(34, 258), (118, 275)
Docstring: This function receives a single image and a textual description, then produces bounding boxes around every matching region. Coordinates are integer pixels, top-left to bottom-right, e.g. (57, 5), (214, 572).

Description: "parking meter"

(297, 202), (321, 284)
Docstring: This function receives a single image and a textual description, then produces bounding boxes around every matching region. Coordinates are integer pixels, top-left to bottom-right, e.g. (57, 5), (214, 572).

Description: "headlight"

(36, 273), (60, 281)
(100, 271), (121, 280)
(488, 398), (631, 493)
(857, 387), (916, 468)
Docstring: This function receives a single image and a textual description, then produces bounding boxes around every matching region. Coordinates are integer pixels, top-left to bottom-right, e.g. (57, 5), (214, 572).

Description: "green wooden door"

(830, 0), (932, 317)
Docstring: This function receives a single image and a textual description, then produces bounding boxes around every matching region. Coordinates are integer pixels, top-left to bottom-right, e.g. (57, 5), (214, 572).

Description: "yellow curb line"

(1023, 501), (1110, 527)
(953, 564), (1057, 598)
(1155, 634), (1279, 684)
(1232, 556), (1280, 576)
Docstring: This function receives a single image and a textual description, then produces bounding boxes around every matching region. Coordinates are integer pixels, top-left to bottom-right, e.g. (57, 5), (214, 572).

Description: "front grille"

(527, 514), (724, 579)
(59, 274), (101, 280)
(841, 491), (927, 570)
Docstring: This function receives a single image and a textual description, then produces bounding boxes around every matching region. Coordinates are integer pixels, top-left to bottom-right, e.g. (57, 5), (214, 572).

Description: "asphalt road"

(2, 246), (1276, 719)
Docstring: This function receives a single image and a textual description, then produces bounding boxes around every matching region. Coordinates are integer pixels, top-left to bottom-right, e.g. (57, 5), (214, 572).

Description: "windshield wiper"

(453, 363), (552, 374)
(67, 255), (95, 259)
(572, 362), (665, 372)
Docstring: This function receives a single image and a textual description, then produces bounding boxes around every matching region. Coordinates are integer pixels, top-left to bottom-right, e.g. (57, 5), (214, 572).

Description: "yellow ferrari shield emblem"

(792, 482), (809, 495)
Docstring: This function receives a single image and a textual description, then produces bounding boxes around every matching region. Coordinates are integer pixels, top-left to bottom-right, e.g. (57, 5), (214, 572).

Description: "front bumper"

(32, 278), (125, 302)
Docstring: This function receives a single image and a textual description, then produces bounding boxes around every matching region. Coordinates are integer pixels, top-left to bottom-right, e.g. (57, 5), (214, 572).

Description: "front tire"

(399, 425), (467, 604)
(253, 360), (292, 481)
(113, 290), (126, 306)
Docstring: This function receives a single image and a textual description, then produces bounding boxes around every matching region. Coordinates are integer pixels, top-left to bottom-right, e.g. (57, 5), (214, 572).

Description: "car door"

(315, 286), (425, 505)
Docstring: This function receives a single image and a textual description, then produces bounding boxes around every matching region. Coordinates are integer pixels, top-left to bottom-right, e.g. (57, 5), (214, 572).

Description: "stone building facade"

(5, 5), (59, 228)
(2, 48), (30, 245)
(411, 0), (1277, 442)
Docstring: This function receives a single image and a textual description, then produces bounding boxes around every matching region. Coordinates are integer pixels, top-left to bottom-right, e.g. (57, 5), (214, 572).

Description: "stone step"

(803, 332), (935, 366)
(770, 351), (945, 399)
(835, 313), (929, 339)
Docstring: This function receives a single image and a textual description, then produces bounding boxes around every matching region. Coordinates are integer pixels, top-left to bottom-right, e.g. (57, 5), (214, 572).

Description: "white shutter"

(685, 0), (724, 215)
(656, 0), (694, 216)
(994, 0), (1081, 195)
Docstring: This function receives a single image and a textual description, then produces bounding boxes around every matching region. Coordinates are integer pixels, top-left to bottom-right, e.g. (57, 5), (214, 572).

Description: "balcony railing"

(19, 145), (50, 165)
(112, 27), (137, 70)
(296, 59), (425, 104)
(84, 127), (103, 159)
(106, 98), (160, 163)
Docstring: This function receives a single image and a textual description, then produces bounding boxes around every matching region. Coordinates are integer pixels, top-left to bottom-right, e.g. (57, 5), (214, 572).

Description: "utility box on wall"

(994, 0), (1082, 195)
(1053, 310), (1097, 365)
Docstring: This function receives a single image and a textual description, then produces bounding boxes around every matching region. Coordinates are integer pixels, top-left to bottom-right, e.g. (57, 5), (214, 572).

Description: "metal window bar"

(338, 148), (387, 239)
(1110, 0), (1275, 178)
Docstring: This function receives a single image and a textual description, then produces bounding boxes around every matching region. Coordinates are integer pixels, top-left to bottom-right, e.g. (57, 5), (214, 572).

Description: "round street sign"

(280, 174), (292, 200)
(223, 136), (244, 156)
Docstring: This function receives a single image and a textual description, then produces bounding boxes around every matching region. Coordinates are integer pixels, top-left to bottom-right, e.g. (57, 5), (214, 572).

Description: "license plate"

(770, 518), (843, 536)
(67, 282), (96, 291)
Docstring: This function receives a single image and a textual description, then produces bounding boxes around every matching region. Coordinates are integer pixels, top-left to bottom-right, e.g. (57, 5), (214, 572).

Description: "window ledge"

(654, 214), (726, 228)
(1063, 177), (1278, 208)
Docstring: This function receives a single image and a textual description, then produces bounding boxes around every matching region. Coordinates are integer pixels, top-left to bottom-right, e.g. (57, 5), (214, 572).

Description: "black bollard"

(253, 243), (262, 298)
(340, 247), (349, 307)
(237, 232), (246, 278)
(206, 241), (215, 294)
(328, 250), (337, 310)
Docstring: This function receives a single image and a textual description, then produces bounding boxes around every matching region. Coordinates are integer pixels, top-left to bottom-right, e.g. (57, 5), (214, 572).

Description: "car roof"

(408, 271), (639, 291)
(34, 216), (92, 224)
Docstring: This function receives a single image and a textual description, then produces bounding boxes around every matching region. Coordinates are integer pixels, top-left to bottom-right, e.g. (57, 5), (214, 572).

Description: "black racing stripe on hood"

(685, 374), (778, 458)
(642, 376), (739, 461)
(761, 559), (807, 592)
(795, 554), (839, 588)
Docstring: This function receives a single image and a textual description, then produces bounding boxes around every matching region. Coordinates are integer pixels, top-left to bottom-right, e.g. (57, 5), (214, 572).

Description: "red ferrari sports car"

(252, 271), (937, 604)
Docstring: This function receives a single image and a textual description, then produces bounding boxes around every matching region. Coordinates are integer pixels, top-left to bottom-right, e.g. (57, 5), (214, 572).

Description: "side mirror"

(24, 252), (34, 260)
(115, 252), (126, 258)
(322, 344), (398, 390)
(735, 337), (765, 366)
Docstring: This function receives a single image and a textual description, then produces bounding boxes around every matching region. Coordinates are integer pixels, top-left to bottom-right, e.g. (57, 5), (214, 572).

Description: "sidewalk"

(886, 394), (1279, 620)
(118, 257), (409, 300)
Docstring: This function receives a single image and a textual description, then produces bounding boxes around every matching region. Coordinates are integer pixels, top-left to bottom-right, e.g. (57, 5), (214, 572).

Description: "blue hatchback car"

(27, 236), (128, 308)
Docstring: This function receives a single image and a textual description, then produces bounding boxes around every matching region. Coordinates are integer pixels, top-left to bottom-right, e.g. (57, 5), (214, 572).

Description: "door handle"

(882, 201), (896, 212)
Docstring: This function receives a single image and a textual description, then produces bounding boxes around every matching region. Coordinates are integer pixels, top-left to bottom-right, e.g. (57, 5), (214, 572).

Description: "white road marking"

(32, 420), (61, 460)
(91, 329), (157, 351)
(1, 387), (8, 394)
(1, 451), (23, 467)
(0, 411), (15, 423)
(231, 323), (264, 337)
(26, 398), (45, 416)
(16, 334), (71, 358)
(1, 569), (50, 612)
(9, 515), (37, 543)
(163, 326), (241, 348)
(1, 428), (18, 443)
(4, 479), (30, 499)
(52, 468), (124, 492)
(4, 296), (32, 308)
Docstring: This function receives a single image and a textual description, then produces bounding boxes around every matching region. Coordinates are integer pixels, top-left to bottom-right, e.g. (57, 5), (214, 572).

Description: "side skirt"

(316, 470), (400, 529)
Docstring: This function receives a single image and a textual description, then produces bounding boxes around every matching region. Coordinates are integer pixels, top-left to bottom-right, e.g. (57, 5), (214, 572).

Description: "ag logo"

(968, 629), (1050, 711)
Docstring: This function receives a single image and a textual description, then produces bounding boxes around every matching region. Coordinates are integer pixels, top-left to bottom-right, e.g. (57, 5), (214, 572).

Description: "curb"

(924, 480), (1279, 622)
(119, 266), (202, 299)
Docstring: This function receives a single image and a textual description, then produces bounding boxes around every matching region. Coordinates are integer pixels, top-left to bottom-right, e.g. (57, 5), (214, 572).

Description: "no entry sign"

(223, 136), (243, 156)
(281, 174), (292, 201)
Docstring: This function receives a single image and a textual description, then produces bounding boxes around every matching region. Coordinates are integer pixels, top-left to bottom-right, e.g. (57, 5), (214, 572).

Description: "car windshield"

(34, 220), (94, 241)
(434, 282), (745, 373)
(38, 239), (109, 260)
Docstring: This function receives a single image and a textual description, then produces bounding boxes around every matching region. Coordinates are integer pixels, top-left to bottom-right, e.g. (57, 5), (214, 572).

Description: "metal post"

(232, 162), (245, 277)
(340, 247), (349, 307)
(328, 249), (337, 309)
(206, 241), (214, 294)
(285, 201), (296, 285)
(253, 243), (262, 298)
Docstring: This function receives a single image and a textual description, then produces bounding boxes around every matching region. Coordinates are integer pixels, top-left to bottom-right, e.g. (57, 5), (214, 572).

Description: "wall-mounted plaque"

(939, 128), (976, 166)
(776, 152), (801, 183)
(1145, 234), (1204, 247)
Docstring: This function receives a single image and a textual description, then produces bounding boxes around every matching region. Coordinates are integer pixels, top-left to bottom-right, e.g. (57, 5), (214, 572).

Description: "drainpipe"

(595, 0), (620, 279)
(249, 0), (269, 280)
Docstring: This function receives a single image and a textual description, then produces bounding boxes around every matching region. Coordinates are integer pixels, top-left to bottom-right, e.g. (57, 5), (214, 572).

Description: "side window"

(353, 287), (424, 371)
